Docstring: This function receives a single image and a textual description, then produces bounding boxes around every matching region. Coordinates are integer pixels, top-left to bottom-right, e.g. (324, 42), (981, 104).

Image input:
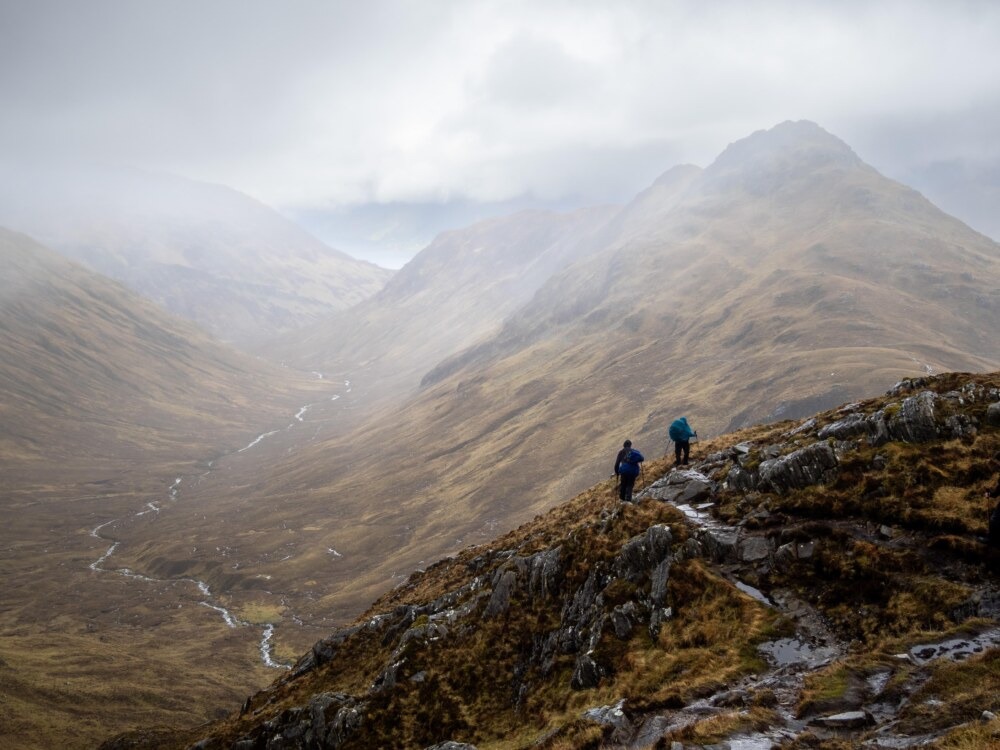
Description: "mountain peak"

(706, 120), (863, 193)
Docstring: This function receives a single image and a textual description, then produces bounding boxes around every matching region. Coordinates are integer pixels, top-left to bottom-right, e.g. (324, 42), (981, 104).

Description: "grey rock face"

(615, 525), (673, 582)
(757, 441), (838, 494)
(227, 692), (364, 750)
(483, 570), (518, 619)
(988, 402), (1000, 427)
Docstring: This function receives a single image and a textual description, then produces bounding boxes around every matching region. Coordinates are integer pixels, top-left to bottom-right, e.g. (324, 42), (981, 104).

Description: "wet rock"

(987, 402), (1000, 427)
(809, 710), (874, 729)
(648, 470), (715, 504)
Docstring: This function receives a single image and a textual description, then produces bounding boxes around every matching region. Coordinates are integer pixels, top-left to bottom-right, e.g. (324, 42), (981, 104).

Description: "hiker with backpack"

(613, 439), (645, 503)
(669, 417), (697, 466)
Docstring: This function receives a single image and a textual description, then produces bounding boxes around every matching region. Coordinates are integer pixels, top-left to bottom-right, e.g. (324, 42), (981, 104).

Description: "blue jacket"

(669, 417), (695, 442)
(615, 448), (644, 477)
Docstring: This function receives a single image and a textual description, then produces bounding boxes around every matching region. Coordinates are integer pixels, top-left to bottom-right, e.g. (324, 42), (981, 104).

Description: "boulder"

(738, 536), (771, 563)
(697, 528), (738, 562)
(571, 653), (602, 690)
(988, 402), (1000, 427)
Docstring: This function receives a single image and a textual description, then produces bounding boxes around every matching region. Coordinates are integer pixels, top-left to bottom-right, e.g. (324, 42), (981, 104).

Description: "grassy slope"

(107, 371), (1000, 749)
(0, 228), (333, 749)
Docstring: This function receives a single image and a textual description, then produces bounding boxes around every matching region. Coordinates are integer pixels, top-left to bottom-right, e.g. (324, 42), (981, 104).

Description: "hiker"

(669, 417), (697, 466)
(614, 439), (644, 503)
(984, 451), (1000, 547)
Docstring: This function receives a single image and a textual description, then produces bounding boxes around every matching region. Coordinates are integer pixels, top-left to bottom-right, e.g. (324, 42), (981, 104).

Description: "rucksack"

(619, 449), (642, 477)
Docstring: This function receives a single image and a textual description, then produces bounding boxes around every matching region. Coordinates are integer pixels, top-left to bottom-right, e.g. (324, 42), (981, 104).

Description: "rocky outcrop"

(757, 441), (838, 494)
(816, 390), (979, 446)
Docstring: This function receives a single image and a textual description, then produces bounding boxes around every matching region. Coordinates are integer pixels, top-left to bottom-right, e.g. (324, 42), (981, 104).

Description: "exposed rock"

(738, 536), (771, 563)
(611, 603), (637, 640)
(571, 653), (602, 690)
(988, 402), (1000, 427)
(423, 743), (478, 750)
(697, 528), (738, 562)
(809, 710), (874, 729)
(483, 570), (517, 619)
(757, 441), (838, 494)
(583, 699), (633, 741)
(615, 525), (673, 582)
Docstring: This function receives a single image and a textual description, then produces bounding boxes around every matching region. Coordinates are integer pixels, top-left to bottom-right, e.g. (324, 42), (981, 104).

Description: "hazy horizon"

(2, 1), (999, 267)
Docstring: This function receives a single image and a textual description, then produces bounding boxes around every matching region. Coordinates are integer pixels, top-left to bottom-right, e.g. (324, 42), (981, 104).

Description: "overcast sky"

(2, 0), (998, 266)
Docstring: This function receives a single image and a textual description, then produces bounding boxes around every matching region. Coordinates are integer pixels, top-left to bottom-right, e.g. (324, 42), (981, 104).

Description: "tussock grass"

(897, 648), (1000, 735)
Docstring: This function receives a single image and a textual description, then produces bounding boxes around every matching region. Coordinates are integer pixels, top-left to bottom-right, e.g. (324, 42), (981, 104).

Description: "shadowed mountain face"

(0, 165), (393, 346)
(125, 122), (1000, 630)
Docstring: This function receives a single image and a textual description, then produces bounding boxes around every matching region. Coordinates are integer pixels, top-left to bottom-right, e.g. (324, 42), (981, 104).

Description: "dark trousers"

(618, 473), (636, 502)
(675, 439), (690, 465)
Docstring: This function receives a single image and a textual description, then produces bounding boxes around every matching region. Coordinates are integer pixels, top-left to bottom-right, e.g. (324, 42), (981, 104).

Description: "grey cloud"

(2, 0), (999, 257)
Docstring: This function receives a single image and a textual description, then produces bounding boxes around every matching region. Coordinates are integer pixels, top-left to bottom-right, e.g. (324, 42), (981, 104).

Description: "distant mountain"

(0, 164), (393, 345)
(0, 227), (320, 486)
(268, 205), (619, 406)
(139, 121), (1000, 624)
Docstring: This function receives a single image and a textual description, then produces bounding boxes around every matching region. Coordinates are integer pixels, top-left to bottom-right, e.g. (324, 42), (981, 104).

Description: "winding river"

(88, 377), (349, 670)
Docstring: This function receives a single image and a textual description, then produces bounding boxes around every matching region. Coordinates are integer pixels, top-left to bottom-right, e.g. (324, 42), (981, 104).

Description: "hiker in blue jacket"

(614, 439), (644, 503)
(669, 417), (697, 466)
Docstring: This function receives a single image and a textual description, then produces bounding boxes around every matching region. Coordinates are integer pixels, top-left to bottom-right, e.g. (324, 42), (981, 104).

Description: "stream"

(88, 376), (349, 670)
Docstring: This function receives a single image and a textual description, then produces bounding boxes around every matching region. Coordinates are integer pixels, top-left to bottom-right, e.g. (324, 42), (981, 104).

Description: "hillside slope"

(0, 227), (336, 749)
(265, 205), (620, 408)
(0, 164), (392, 345)
(104, 371), (1000, 749)
(134, 121), (1000, 625)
